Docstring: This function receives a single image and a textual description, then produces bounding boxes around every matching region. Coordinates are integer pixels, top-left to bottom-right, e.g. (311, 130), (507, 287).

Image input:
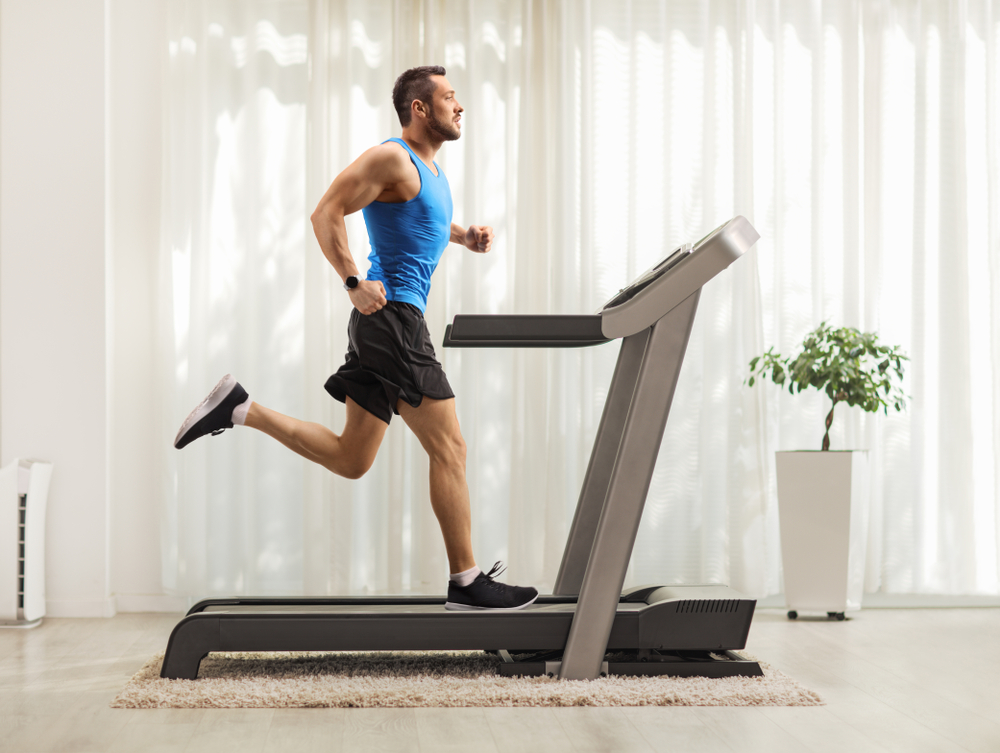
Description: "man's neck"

(400, 128), (443, 164)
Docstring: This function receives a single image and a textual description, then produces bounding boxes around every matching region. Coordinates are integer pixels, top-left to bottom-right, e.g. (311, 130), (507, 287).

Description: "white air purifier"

(0, 459), (53, 627)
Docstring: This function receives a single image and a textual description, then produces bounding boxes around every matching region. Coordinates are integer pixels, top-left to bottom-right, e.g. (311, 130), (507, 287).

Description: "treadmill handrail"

(444, 314), (610, 348)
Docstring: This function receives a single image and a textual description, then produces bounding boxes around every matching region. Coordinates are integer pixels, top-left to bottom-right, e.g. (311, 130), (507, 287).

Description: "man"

(174, 66), (537, 611)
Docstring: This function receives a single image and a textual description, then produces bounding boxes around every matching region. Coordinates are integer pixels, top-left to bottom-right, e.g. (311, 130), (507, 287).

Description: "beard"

(427, 103), (461, 141)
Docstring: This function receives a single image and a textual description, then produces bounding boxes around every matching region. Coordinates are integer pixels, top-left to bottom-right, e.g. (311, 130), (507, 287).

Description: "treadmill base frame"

(496, 649), (763, 679)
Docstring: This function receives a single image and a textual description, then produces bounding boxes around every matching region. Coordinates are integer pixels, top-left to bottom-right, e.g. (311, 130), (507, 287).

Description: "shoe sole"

(174, 374), (238, 449)
(443, 594), (539, 611)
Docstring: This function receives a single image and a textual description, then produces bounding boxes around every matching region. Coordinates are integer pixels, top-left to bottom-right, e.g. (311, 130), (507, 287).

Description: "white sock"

(450, 565), (481, 587)
(231, 396), (253, 426)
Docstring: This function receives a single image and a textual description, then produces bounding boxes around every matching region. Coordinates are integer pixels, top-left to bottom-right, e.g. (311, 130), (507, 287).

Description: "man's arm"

(311, 145), (409, 314)
(451, 222), (494, 254)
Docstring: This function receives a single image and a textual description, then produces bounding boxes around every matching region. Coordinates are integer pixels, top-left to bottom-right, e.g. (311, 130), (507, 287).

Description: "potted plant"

(748, 323), (907, 620)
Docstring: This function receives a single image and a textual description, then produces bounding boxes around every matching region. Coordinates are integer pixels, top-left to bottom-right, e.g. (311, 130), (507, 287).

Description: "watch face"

(346, 276), (359, 289)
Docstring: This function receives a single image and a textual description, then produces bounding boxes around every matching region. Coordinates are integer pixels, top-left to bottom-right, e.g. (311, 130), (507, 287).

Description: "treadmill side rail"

(186, 594), (451, 616)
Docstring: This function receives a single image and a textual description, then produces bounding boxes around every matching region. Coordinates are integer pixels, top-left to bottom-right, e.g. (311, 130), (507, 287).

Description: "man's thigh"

(396, 396), (463, 455)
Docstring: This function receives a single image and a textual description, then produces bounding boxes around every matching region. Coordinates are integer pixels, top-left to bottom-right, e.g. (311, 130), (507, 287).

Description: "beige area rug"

(111, 651), (823, 708)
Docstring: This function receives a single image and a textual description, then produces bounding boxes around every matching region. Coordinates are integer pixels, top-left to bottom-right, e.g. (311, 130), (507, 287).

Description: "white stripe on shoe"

(173, 374), (238, 448)
(443, 594), (539, 611)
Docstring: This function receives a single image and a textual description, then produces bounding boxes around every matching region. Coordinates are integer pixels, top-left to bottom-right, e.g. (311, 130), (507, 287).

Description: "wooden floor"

(1, 608), (998, 753)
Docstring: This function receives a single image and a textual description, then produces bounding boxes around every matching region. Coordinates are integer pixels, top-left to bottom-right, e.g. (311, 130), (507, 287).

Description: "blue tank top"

(362, 138), (454, 313)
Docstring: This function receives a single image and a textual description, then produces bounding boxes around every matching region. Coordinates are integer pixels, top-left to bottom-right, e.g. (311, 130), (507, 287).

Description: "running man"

(174, 66), (538, 611)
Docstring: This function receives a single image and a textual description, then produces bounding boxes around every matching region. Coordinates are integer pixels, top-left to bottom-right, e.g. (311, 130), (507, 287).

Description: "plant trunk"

(822, 401), (836, 451)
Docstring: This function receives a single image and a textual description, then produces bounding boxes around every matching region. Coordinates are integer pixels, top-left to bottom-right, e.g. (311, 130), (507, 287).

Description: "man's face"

(425, 76), (463, 141)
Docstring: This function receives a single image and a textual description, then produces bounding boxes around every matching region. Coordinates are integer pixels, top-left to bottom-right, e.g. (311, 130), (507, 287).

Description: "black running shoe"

(444, 562), (538, 611)
(173, 374), (249, 449)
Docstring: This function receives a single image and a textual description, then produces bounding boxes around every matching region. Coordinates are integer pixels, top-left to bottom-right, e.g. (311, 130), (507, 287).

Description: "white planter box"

(775, 450), (869, 618)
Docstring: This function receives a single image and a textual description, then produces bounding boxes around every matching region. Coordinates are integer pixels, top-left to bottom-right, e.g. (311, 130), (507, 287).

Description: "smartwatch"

(343, 275), (363, 291)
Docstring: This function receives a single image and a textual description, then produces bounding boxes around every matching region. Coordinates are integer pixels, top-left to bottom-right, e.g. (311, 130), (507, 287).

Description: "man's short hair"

(392, 66), (447, 127)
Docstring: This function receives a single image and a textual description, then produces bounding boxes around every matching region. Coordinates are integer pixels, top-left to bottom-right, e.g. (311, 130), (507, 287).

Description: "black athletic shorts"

(324, 301), (455, 424)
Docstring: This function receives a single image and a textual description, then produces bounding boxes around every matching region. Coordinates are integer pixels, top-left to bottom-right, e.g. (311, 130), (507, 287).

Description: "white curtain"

(750, 0), (1000, 596)
(159, 0), (1000, 602)
(160, 0), (313, 596)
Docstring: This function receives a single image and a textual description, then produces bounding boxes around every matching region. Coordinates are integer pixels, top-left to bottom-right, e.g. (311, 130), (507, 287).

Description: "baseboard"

(45, 596), (118, 618)
(43, 594), (195, 617)
(861, 592), (1000, 608)
(113, 593), (190, 613)
(755, 592), (1000, 609)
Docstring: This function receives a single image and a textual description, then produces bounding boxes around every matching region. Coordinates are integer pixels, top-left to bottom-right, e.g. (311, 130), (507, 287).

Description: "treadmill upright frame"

(556, 291), (701, 679)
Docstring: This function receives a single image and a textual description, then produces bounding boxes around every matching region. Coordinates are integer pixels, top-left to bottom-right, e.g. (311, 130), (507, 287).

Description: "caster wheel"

(828, 612), (846, 621)
(787, 610), (798, 620)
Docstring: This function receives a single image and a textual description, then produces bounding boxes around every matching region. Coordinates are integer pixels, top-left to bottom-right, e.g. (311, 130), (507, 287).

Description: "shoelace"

(481, 561), (507, 590)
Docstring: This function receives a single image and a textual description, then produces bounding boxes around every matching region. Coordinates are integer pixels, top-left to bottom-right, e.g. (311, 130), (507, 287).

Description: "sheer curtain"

(159, 0), (313, 596)
(750, 0), (1000, 596)
(159, 0), (1000, 602)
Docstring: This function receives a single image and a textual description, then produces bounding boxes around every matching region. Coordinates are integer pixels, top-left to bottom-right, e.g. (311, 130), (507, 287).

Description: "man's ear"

(411, 99), (428, 121)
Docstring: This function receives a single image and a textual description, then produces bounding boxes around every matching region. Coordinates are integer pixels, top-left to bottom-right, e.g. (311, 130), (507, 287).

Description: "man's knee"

(327, 439), (380, 480)
(333, 453), (376, 480)
(331, 407), (388, 479)
(429, 430), (466, 469)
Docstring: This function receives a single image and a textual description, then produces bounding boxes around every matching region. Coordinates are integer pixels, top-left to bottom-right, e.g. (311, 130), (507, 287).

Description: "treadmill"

(160, 215), (762, 681)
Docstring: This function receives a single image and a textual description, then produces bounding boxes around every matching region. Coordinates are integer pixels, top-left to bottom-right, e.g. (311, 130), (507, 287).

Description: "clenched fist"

(465, 225), (494, 253)
(349, 279), (388, 315)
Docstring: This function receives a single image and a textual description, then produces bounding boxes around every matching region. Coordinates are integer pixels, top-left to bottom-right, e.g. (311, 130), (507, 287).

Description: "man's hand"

(464, 225), (494, 253)
(349, 279), (388, 315)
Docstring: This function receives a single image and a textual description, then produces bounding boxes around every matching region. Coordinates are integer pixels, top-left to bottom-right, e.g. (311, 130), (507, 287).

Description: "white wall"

(0, 0), (112, 616)
(1, 0), (171, 617)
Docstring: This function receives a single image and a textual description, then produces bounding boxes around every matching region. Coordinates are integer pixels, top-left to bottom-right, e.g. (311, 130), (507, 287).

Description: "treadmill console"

(598, 216), (759, 340)
(602, 219), (731, 310)
(601, 244), (693, 310)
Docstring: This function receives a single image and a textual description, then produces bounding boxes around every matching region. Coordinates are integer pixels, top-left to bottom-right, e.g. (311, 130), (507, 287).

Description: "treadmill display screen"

(602, 244), (692, 310)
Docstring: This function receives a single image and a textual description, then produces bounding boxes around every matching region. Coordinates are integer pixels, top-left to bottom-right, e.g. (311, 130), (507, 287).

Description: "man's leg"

(399, 396), (538, 610)
(396, 397), (475, 574)
(246, 396), (388, 479)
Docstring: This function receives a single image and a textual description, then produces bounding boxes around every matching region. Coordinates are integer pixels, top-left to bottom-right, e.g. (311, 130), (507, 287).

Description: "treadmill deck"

(161, 586), (756, 679)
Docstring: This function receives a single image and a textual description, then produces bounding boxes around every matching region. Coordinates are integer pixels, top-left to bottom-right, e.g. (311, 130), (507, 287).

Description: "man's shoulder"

(357, 140), (413, 179)
(369, 140), (412, 165)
